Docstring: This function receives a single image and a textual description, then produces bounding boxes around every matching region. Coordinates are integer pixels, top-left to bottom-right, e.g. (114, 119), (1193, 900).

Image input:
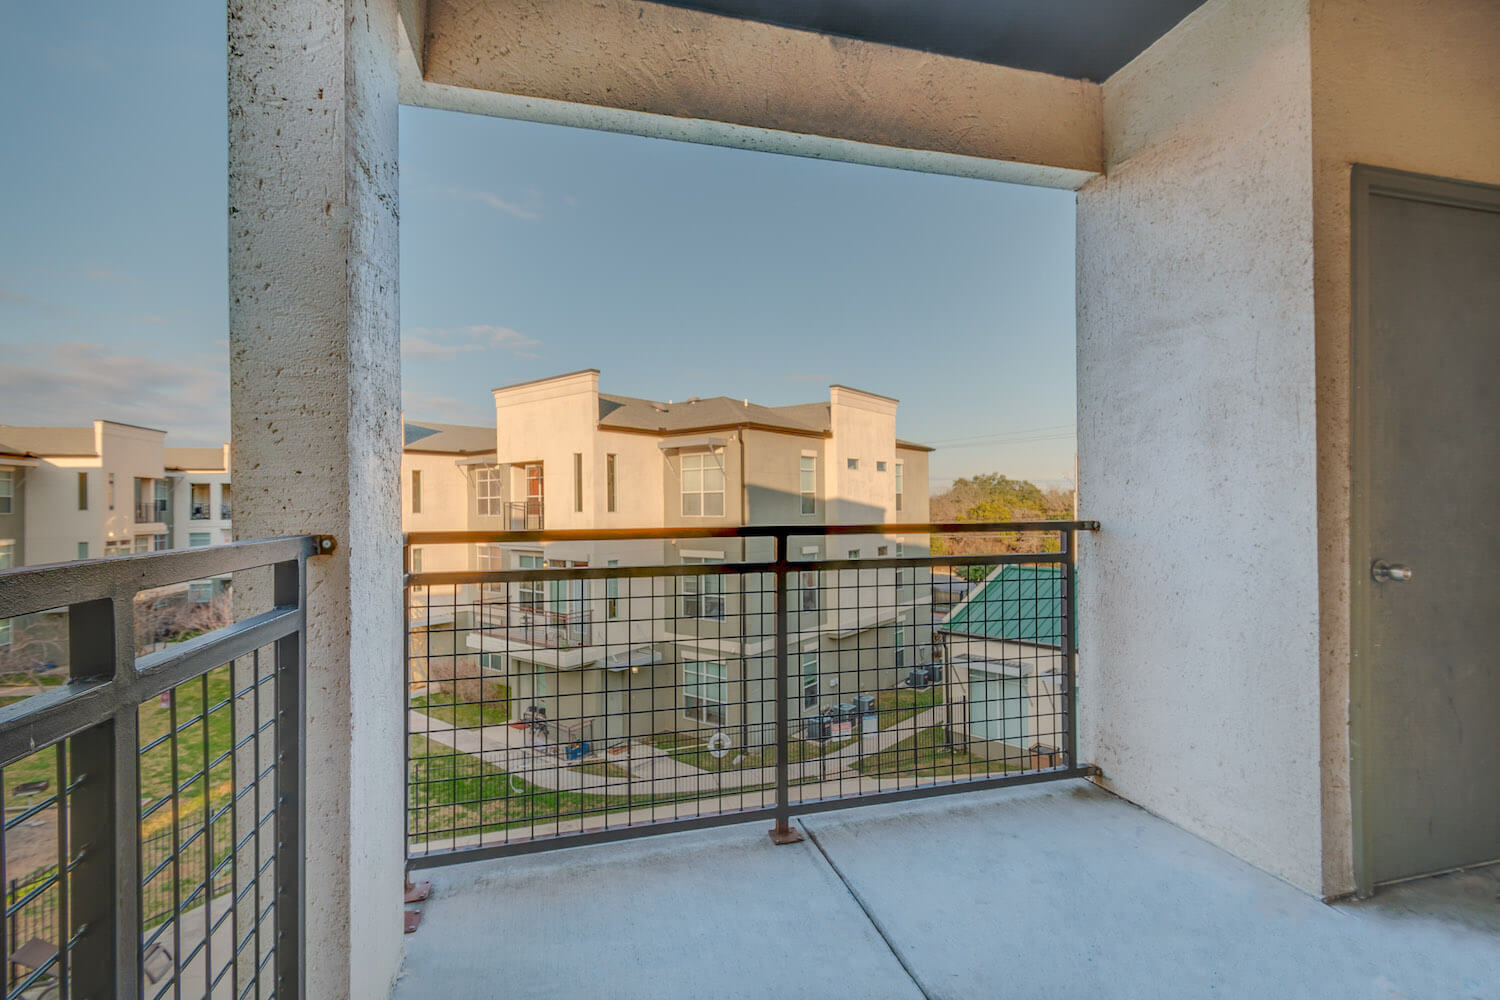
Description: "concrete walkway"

(394, 780), (1500, 1000)
(409, 704), (944, 798)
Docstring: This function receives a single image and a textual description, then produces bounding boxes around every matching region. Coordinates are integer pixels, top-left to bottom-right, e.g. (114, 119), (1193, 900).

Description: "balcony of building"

(0, 0), (1496, 998)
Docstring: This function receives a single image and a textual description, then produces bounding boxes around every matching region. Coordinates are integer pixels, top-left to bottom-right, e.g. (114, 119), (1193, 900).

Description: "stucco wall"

(1076, 0), (1325, 893)
(1308, 0), (1500, 897)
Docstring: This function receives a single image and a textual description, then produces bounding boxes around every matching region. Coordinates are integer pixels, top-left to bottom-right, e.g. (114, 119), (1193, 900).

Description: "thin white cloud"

(402, 325), (542, 361)
(0, 342), (228, 445)
(401, 390), (493, 427)
(432, 185), (543, 221)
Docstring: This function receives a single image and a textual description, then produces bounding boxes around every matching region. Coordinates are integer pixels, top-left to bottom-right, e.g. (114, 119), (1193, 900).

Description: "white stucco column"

(229, 1), (405, 996)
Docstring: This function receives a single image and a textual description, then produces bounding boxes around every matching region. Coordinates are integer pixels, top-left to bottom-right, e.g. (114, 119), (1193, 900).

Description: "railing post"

(768, 529), (803, 845)
(66, 591), (137, 1000)
(1062, 527), (1079, 770)
(273, 556), (307, 999)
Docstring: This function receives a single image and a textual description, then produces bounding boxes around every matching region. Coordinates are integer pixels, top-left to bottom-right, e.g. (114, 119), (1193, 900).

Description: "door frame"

(1348, 164), (1500, 896)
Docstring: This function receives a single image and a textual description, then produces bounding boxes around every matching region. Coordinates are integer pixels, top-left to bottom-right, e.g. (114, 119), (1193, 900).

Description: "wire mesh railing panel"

(405, 522), (1094, 865)
(0, 538), (313, 999)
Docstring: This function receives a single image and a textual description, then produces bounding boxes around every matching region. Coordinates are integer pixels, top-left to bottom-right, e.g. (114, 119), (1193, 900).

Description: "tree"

(928, 473), (1075, 556)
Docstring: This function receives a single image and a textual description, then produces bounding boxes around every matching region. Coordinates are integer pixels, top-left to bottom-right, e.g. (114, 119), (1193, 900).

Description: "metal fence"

(404, 521), (1097, 868)
(0, 537), (315, 999)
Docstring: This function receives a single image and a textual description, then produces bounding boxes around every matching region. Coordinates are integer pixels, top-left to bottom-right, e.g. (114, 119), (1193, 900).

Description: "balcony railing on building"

(478, 602), (593, 649)
(403, 520), (1096, 868)
(504, 500), (543, 531)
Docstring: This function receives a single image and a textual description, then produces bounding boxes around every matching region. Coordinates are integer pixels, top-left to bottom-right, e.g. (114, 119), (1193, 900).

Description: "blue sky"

(1, 3), (1078, 488)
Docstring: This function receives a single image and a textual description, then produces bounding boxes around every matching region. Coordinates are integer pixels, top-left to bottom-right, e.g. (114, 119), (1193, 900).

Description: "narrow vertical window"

(573, 453), (583, 512)
(799, 455), (815, 515)
(77, 541), (89, 559)
(77, 472), (88, 510)
(411, 469), (422, 514)
(802, 651), (819, 707)
(0, 469), (12, 514)
(606, 558), (620, 619)
(895, 461), (905, 512)
(606, 454), (617, 513)
(411, 547), (423, 573)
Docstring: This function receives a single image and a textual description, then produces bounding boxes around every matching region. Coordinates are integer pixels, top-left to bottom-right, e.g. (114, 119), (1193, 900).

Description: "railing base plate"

(404, 910), (423, 934)
(768, 824), (804, 845)
(404, 879), (431, 904)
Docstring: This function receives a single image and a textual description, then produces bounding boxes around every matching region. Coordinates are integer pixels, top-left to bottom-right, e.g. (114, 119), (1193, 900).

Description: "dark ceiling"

(645, 0), (1207, 82)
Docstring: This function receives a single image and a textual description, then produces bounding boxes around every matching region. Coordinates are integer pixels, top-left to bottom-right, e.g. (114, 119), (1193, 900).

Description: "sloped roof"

(403, 420), (496, 454)
(0, 426), (96, 457)
(940, 564), (1066, 648)
(597, 394), (829, 436)
(165, 447), (228, 472)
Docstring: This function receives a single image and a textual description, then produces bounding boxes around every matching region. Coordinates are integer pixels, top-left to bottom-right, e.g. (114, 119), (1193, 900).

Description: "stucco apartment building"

(407, 369), (936, 746)
(0, 422), (234, 595)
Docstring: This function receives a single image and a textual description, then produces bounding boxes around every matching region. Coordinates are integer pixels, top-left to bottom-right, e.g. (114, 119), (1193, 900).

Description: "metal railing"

(0, 537), (315, 999)
(403, 520), (1097, 868)
(477, 604), (593, 649)
(504, 501), (543, 531)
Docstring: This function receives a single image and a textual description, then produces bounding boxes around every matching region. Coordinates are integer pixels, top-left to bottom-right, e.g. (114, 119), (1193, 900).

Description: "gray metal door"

(1353, 168), (1500, 890)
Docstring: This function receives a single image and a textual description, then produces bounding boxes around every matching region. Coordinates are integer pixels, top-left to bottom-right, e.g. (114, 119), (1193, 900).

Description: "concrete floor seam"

(798, 818), (935, 1000)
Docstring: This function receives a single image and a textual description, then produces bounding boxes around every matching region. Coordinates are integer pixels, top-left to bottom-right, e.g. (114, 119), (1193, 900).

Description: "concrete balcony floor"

(393, 781), (1500, 1000)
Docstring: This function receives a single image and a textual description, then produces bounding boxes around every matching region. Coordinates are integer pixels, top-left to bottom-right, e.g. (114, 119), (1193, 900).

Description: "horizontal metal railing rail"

(0, 537), (315, 999)
(404, 521), (1097, 869)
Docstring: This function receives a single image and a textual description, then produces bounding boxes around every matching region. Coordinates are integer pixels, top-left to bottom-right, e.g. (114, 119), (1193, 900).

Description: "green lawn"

(852, 725), (1018, 779)
(875, 685), (944, 729)
(407, 736), (772, 844)
(5, 663), (246, 932)
(411, 685), (511, 729)
(573, 760), (632, 779)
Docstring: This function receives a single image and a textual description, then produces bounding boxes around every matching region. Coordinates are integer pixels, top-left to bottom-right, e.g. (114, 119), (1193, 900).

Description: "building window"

(802, 651), (819, 708)
(847, 549), (860, 560)
(475, 543), (505, 599)
(877, 545), (889, 557)
(133, 535), (151, 554)
(533, 662), (548, 698)
(683, 660), (727, 724)
(800, 570), (819, 612)
(896, 623), (907, 668)
(573, 453), (583, 513)
(606, 454), (617, 513)
(189, 532), (211, 547)
(154, 479), (170, 520)
(77, 542), (88, 559)
(475, 464), (504, 517)
(220, 483), (232, 520)
(77, 472), (88, 511)
(153, 534), (169, 552)
(0, 469), (12, 514)
(411, 470), (422, 514)
(410, 548), (423, 573)
(680, 451), (725, 517)
(606, 559), (620, 620)
(799, 456), (815, 515)
(105, 540), (130, 557)
(0, 540), (13, 570)
(681, 556), (724, 619)
(877, 461), (887, 472)
(191, 483), (210, 519)
(895, 462), (904, 512)
(134, 478), (151, 522)
(847, 458), (859, 470)
(189, 581), (214, 604)
(518, 553), (544, 609)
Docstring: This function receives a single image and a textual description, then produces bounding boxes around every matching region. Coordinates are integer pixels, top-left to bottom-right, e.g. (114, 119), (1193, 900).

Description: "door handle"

(1371, 560), (1413, 583)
